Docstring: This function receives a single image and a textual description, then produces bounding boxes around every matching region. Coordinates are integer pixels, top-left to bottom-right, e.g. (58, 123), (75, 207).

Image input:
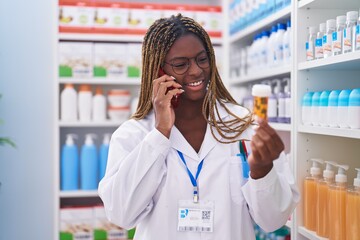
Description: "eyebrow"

(169, 50), (207, 61)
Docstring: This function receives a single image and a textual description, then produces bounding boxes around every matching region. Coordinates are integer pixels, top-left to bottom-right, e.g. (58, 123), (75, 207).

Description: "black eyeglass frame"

(162, 50), (212, 75)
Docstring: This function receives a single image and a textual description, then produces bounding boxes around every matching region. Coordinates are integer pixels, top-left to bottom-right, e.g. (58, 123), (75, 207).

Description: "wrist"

(250, 163), (273, 179)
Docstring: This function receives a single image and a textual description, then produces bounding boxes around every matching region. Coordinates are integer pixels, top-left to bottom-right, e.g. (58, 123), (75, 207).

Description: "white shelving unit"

(225, 0), (360, 239)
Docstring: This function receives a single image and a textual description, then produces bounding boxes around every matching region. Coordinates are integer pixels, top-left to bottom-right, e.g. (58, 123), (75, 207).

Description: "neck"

(175, 98), (204, 120)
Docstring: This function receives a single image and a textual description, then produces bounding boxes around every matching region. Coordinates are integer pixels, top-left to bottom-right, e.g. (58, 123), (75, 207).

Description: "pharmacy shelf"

(298, 125), (360, 140)
(229, 5), (291, 43)
(231, 65), (291, 84)
(59, 121), (123, 127)
(59, 33), (223, 45)
(298, 0), (359, 10)
(298, 51), (360, 71)
(270, 123), (292, 132)
(59, 77), (141, 85)
(298, 227), (328, 240)
(60, 190), (99, 198)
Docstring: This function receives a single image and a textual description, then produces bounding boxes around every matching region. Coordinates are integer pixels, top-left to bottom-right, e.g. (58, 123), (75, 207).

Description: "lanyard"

(177, 150), (204, 203)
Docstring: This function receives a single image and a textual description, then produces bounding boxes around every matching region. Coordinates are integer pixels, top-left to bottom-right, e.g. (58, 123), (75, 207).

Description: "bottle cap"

(354, 168), (360, 187)
(65, 83), (74, 89)
(319, 23), (326, 33)
(349, 88), (360, 107)
(346, 11), (358, 21)
(335, 164), (349, 183)
(328, 90), (341, 106)
(252, 84), (271, 97)
(287, 20), (291, 28)
(309, 158), (324, 176)
(65, 134), (78, 145)
(323, 161), (336, 179)
(309, 26), (318, 34)
(277, 23), (286, 31)
(326, 19), (336, 30)
(79, 84), (91, 92)
(84, 134), (97, 145)
(338, 89), (351, 106)
(319, 91), (330, 106)
(311, 92), (321, 106)
(336, 15), (346, 25)
(302, 92), (314, 106)
(95, 87), (103, 95)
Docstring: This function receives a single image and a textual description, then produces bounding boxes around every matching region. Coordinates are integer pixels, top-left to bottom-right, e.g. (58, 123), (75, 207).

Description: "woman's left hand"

(248, 118), (285, 179)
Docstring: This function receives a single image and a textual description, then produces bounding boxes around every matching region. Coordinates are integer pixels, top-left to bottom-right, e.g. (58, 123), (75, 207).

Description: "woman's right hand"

(152, 74), (184, 138)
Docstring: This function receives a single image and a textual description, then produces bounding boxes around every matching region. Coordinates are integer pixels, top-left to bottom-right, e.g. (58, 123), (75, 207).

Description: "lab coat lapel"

(169, 126), (200, 161)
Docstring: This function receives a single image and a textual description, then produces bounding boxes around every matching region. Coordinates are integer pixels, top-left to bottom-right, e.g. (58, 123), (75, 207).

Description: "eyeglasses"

(162, 51), (210, 75)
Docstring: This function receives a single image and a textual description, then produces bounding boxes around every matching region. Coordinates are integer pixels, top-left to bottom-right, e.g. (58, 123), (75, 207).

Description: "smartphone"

(158, 68), (180, 108)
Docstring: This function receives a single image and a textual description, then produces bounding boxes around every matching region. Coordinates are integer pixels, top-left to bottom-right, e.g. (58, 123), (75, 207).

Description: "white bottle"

(332, 15), (346, 56)
(311, 91), (321, 126)
(268, 80), (278, 123)
(267, 25), (278, 67)
(347, 88), (360, 129)
(302, 92), (314, 126)
(327, 90), (341, 128)
(61, 83), (77, 121)
(260, 31), (270, 68)
(337, 89), (351, 128)
(78, 84), (92, 122)
(343, 11), (358, 53)
(284, 78), (291, 123)
(306, 26), (317, 61)
(275, 23), (286, 67)
(283, 20), (291, 65)
(315, 23), (326, 59)
(323, 19), (336, 58)
(92, 86), (106, 122)
(356, 10), (360, 51)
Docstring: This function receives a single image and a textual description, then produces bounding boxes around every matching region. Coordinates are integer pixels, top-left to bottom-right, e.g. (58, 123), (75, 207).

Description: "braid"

(132, 14), (253, 143)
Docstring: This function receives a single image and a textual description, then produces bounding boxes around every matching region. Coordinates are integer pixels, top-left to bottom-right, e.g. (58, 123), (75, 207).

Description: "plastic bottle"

(302, 92), (314, 125)
(348, 88), (360, 129)
(276, 79), (286, 123)
(61, 134), (79, 190)
(329, 164), (349, 240)
(60, 83), (77, 121)
(327, 90), (341, 128)
(306, 26), (317, 61)
(260, 31), (270, 68)
(311, 91), (321, 126)
(323, 19), (336, 58)
(356, 10), (360, 51)
(304, 158), (323, 231)
(346, 168), (360, 240)
(275, 23), (286, 67)
(319, 90), (330, 127)
(99, 133), (111, 181)
(267, 80), (278, 122)
(267, 25), (278, 67)
(92, 86), (106, 122)
(78, 84), (92, 122)
(332, 15), (346, 56)
(316, 161), (336, 238)
(283, 78), (291, 123)
(343, 11), (358, 53)
(315, 23), (326, 59)
(80, 134), (98, 190)
(338, 89), (351, 128)
(283, 20), (291, 65)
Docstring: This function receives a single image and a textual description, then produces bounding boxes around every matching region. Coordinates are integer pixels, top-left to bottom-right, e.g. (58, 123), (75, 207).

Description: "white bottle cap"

(309, 158), (324, 176)
(103, 133), (111, 145)
(323, 161), (335, 179)
(65, 134), (77, 145)
(335, 164), (349, 183)
(252, 84), (271, 97)
(346, 11), (358, 21)
(309, 26), (318, 34)
(326, 19), (336, 30)
(84, 134), (97, 145)
(336, 15), (346, 25)
(319, 23), (326, 33)
(354, 168), (360, 187)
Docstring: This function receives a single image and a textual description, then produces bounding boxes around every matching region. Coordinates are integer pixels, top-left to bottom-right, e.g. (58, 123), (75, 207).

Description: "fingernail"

(170, 76), (176, 80)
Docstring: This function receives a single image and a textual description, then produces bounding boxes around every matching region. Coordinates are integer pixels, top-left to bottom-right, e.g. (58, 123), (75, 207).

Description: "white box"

(60, 207), (94, 240)
(93, 43), (127, 78)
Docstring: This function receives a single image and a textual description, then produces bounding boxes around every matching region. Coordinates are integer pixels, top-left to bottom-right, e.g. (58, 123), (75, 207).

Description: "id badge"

(177, 200), (214, 232)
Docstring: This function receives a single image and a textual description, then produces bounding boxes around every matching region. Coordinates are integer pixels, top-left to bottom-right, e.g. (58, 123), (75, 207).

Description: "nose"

(187, 58), (202, 76)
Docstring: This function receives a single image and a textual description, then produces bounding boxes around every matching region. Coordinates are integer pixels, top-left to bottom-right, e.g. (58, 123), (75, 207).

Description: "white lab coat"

(98, 102), (300, 240)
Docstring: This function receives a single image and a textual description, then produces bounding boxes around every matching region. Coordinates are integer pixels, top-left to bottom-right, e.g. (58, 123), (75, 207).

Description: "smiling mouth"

(184, 80), (204, 87)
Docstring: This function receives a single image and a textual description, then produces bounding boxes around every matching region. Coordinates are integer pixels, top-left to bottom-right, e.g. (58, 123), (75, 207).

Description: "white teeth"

(188, 80), (203, 86)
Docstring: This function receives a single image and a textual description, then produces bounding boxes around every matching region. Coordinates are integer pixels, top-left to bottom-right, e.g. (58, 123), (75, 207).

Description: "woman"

(98, 14), (299, 240)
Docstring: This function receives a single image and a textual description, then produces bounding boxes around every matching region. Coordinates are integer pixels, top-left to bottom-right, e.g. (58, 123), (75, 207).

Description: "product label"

(315, 38), (323, 58)
(283, 43), (290, 62)
(323, 34), (332, 56)
(343, 27), (352, 52)
(332, 31), (342, 54)
(306, 42), (314, 60)
(356, 25), (360, 50)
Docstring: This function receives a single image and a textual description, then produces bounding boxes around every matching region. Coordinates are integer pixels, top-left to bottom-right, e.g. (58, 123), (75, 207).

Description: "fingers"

(152, 75), (182, 101)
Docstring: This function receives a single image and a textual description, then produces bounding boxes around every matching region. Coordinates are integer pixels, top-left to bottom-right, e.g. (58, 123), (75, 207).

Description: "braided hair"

(132, 14), (253, 143)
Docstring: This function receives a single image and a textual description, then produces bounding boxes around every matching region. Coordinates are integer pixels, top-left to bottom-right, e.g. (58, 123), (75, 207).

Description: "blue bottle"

(61, 134), (79, 190)
(99, 133), (111, 181)
(80, 134), (98, 190)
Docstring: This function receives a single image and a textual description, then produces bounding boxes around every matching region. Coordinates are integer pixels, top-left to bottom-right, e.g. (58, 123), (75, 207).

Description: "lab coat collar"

(169, 101), (229, 161)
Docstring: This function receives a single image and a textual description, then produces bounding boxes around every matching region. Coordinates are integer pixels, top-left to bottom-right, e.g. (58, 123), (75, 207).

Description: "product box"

(93, 43), (127, 78)
(194, 7), (222, 33)
(93, 3), (129, 29)
(94, 206), (127, 240)
(59, 3), (95, 28)
(59, 42), (93, 78)
(127, 4), (162, 30)
(126, 44), (142, 78)
(60, 207), (94, 240)
(161, 5), (195, 19)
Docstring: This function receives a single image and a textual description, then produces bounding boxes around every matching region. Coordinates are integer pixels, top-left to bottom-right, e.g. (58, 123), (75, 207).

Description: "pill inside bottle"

(251, 84), (271, 120)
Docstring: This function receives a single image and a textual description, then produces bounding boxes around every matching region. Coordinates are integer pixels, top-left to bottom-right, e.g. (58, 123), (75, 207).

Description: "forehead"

(166, 34), (205, 59)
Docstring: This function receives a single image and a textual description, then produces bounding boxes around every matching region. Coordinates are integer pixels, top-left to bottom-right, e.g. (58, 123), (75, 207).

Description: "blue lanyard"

(177, 150), (204, 203)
